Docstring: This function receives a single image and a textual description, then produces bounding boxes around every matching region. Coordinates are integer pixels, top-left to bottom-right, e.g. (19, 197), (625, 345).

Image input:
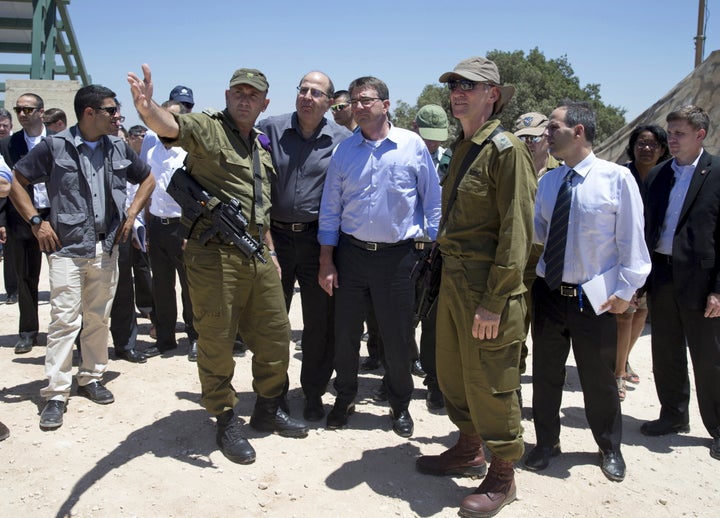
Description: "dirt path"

(0, 267), (717, 517)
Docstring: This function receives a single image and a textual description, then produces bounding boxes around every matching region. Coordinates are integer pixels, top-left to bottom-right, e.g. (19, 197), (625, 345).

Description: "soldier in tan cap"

(514, 111), (561, 177)
(128, 64), (309, 465)
(514, 112), (561, 379)
(415, 56), (536, 517)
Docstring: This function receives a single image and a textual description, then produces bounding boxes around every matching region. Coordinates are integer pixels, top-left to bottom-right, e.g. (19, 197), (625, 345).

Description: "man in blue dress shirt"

(318, 76), (441, 438)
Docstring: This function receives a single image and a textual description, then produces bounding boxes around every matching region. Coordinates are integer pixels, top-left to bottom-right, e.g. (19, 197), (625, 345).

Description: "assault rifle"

(166, 167), (267, 263)
(411, 244), (442, 327)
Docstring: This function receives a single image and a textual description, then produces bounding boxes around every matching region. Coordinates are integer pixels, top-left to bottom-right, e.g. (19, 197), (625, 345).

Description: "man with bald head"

(257, 71), (351, 422)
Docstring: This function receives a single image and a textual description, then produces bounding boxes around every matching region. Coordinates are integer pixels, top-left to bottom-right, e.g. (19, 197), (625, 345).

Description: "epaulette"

(491, 132), (513, 152)
(202, 108), (223, 118)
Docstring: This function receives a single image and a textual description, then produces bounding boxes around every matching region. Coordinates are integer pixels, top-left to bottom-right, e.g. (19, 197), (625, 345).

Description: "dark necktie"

(543, 169), (576, 290)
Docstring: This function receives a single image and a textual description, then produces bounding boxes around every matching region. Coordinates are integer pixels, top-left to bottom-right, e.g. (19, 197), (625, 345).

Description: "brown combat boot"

(416, 432), (487, 478)
(459, 457), (516, 517)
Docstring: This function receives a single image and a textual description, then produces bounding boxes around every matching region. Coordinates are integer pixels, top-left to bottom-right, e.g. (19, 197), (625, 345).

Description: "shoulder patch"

(491, 132), (513, 152)
(202, 108), (223, 118)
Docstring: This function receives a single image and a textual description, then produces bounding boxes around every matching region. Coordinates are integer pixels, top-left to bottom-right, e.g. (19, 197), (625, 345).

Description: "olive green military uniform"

(164, 109), (290, 416)
(521, 152), (561, 372)
(436, 119), (537, 462)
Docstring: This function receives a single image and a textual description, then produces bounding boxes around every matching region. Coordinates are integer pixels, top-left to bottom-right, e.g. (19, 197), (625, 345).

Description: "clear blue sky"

(63, 0), (718, 129)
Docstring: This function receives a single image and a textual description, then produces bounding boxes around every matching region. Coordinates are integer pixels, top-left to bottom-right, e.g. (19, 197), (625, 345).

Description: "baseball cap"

(416, 104), (448, 141)
(229, 68), (269, 92)
(438, 56), (515, 115)
(514, 112), (549, 137)
(169, 85), (194, 107)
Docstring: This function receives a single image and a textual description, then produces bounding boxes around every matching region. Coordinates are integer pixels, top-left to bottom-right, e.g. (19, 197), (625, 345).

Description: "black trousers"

(3, 238), (18, 296)
(7, 229), (42, 337)
(271, 223), (334, 398)
(110, 239), (140, 352)
(333, 235), (415, 411)
(132, 242), (154, 319)
(647, 259), (720, 437)
(419, 302), (438, 388)
(531, 277), (622, 452)
(148, 217), (196, 349)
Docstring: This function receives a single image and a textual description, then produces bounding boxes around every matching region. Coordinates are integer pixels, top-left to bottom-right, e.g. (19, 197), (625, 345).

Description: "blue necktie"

(544, 169), (576, 290)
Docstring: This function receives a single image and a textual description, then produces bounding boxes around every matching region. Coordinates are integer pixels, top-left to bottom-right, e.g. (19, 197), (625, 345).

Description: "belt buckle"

(560, 285), (577, 297)
(160, 217), (170, 225)
(366, 242), (378, 251)
(291, 223), (305, 232)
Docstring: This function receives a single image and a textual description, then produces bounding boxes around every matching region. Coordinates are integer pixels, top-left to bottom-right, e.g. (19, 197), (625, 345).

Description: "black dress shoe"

(39, 400), (66, 430)
(426, 387), (445, 411)
(524, 443), (561, 471)
(373, 382), (388, 402)
(188, 339), (198, 362)
(144, 343), (178, 358)
(411, 359), (426, 378)
(233, 337), (248, 357)
(640, 419), (690, 436)
(711, 437), (720, 460)
(600, 450), (626, 482)
(115, 349), (147, 363)
(303, 396), (325, 421)
(77, 381), (115, 405)
(360, 355), (380, 371)
(326, 402), (355, 429)
(5, 293), (18, 304)
(14, 335), (38, 354)
(391, 408), (414, 437)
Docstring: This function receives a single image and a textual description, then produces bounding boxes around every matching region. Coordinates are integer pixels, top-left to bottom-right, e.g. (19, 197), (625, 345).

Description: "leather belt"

(159, 217), (181, 225)
(652, 252), (673, 265)
(272, 220), (318, 232)
(415, 241), (432, 250)
(342, 232), (412, 252)
(559, 283), (579, 297)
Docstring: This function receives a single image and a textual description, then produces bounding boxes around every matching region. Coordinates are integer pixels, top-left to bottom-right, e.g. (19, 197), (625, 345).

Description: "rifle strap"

(438, 125), (504, 236)
(251, 146), (264, 247)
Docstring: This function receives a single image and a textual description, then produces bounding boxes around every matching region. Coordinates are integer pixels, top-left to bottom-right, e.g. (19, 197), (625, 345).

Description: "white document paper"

(580, 265), (619, 315)
(132, 218), (147, 253)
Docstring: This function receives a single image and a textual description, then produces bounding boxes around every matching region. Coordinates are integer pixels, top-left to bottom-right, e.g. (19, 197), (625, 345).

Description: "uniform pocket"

(478, 341), (521, 396)
(56, 212), (87, 248)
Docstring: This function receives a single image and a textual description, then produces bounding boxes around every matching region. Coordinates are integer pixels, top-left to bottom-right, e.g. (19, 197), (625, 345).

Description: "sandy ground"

(0, 262), (718, 518)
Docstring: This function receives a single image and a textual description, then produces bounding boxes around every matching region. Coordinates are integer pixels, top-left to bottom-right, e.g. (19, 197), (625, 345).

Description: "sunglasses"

(330, 103), (349, 113)
(446, 80), (495, 92)
(96, 106), (119, 117)
(521, 135), (544, 144)
(297, 86), (330, 99)
(14, 106), (38, 115)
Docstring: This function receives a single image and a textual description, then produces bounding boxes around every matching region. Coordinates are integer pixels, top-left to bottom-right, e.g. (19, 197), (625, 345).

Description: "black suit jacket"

(645, 150), (720, 310)
(0, 132), (34, 239)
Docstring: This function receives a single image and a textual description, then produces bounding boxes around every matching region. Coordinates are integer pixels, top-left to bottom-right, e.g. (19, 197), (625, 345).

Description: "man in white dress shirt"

(526, 101), (651, 482)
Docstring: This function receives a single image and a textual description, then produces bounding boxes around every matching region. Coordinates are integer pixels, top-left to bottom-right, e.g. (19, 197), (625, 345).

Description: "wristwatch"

(29, 214), (43, 226)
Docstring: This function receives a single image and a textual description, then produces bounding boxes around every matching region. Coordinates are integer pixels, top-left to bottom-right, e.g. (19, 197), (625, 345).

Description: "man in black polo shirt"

(257, 71), (351, 421)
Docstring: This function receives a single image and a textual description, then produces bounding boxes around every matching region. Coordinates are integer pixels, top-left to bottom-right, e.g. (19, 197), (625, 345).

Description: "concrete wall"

(5, 78), (80, 127)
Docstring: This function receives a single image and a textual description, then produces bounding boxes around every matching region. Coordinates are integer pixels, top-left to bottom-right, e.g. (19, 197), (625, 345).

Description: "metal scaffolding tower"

(0, 0), (90, 104)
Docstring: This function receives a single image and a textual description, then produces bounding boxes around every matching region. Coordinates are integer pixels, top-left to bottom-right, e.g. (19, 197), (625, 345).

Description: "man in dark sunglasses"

(416, 56), (536, 518)
(257, 71), (352, 422)
(0, 92), (47, 356)
(3, 84), (155, 431)
(330, 90), (356, 132)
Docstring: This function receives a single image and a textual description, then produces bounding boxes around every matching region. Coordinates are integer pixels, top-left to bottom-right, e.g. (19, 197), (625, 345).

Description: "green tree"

(392, 48), (626, 145)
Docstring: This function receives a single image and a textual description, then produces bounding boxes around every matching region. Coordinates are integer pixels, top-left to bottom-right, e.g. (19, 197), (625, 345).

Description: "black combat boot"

(250, 396), (309, 438)
(216, 410), (256, 464)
